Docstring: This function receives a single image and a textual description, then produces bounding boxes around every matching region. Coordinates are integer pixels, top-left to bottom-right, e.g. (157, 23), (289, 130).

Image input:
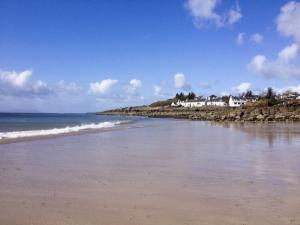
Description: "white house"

(173, 99), (206, 107)
(229, 96), (246, 107)
(280, 92), (300, 100)
(207, 101), (227, 107)
(172, 95), (259, 108)
(189, 100), (206, 107)
(206, 97), (227, 107)
(172, 97), (226, 108)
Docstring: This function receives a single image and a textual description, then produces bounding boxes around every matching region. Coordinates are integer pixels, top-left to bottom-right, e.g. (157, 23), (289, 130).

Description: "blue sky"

(0, 0), (300, 112)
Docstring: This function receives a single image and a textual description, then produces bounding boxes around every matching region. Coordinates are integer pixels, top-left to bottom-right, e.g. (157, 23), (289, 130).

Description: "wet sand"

(0, 120), (300, 225)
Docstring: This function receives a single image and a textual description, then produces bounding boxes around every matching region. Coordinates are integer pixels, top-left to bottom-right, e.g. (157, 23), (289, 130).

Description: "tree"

(266, 87), (275, 100)
(209, 94), (217, 100)
(265, 87), (279, 106)
(175, 92), (186, 101)
(179, 92), (185, 100)
(187, 92), (196, 100)
(245, 90), (253, 98)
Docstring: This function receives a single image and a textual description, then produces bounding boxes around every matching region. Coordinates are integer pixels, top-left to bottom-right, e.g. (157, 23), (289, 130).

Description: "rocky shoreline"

(98, 101), (300, 122)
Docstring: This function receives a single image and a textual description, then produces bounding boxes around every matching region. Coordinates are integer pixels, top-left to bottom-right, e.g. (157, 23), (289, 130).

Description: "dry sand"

(0, 120), (300, 225)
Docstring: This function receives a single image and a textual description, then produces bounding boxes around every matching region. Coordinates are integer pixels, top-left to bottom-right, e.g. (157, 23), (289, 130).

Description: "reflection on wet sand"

(211, 121), (300, 192)
(0, 120), (300, 225)
(210, 122), (300, 148)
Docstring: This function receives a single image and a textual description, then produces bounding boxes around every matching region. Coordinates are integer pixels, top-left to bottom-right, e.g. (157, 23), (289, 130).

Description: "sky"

(1, 0), (300, 112)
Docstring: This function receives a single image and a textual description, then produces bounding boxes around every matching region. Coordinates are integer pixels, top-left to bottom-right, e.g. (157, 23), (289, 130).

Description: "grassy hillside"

(149, 99), (174, 107)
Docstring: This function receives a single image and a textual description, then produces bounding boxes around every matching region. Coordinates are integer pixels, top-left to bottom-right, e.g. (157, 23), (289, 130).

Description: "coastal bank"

(98, 102), (300, 122)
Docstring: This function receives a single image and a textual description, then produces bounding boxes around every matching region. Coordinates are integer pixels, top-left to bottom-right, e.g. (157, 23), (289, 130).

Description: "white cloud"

(33, 80), (49, 93)
(153, 82), (172, 98)
(250, 33), (263, 44)
(153, 85), (162, 96)
(0, 70), (146, 112)
(56, 80), (81, 93)
(174, 73), (187, 89)
(90, 78), (144, 102)
(278, 43), (299, 62)
(274, 84), (300, 93)
(0, 70), (32, 87)
(126, 79), (142, 94)
(277, 1), (300, 42)
(232, 82), (252, 94)
(0, 70), (52, 97)
(130, 79), (142, 88)
(248, 2), (300, 80)
(248, 44), (300, 79)
(89, 79), (118, 94)
(124, 79), (143, 100)
(185, 0), (222, 26)
(249, 55), (267, 73)
(185, 0), (242, 28)
(228, 6), (242, 25)
(236, 32), (244, 45)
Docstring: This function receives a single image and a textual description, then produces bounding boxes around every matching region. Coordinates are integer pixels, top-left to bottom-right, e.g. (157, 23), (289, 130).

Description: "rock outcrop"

(97, 101), (300, 122)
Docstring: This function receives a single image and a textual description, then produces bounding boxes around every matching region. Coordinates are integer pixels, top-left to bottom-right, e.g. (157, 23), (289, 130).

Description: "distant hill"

(149, 99), (174, 107)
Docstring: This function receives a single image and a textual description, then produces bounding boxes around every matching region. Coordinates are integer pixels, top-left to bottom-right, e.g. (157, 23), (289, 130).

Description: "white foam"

(0, 120), (130, 140)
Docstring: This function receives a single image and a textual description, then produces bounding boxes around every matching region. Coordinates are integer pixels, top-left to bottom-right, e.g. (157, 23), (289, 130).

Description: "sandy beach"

(0, 119), (300, 225)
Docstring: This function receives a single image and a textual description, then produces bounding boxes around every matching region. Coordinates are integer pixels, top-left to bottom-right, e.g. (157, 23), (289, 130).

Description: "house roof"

(208, 97), (224, 102)
(186, 99), (206, 102)
(230, 96), (247, 100)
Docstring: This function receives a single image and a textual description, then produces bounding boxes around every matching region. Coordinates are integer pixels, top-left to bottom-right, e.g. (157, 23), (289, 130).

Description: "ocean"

(0, 113), (143, 140)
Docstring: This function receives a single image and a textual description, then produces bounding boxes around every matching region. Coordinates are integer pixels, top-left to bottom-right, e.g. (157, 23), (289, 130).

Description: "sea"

(0, 113), (143, 140)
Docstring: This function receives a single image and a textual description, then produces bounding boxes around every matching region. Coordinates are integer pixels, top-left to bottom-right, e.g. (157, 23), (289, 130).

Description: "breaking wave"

(0, 120), (131, 140)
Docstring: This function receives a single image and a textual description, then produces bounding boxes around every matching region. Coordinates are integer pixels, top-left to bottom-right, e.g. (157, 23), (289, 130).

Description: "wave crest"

(0, 120), (131, 140)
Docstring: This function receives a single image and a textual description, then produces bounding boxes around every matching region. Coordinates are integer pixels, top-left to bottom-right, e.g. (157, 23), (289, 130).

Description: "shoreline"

(97, 103), (300, 122)
(1, 120), (300, 225)
(0, 121), (142, 145)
